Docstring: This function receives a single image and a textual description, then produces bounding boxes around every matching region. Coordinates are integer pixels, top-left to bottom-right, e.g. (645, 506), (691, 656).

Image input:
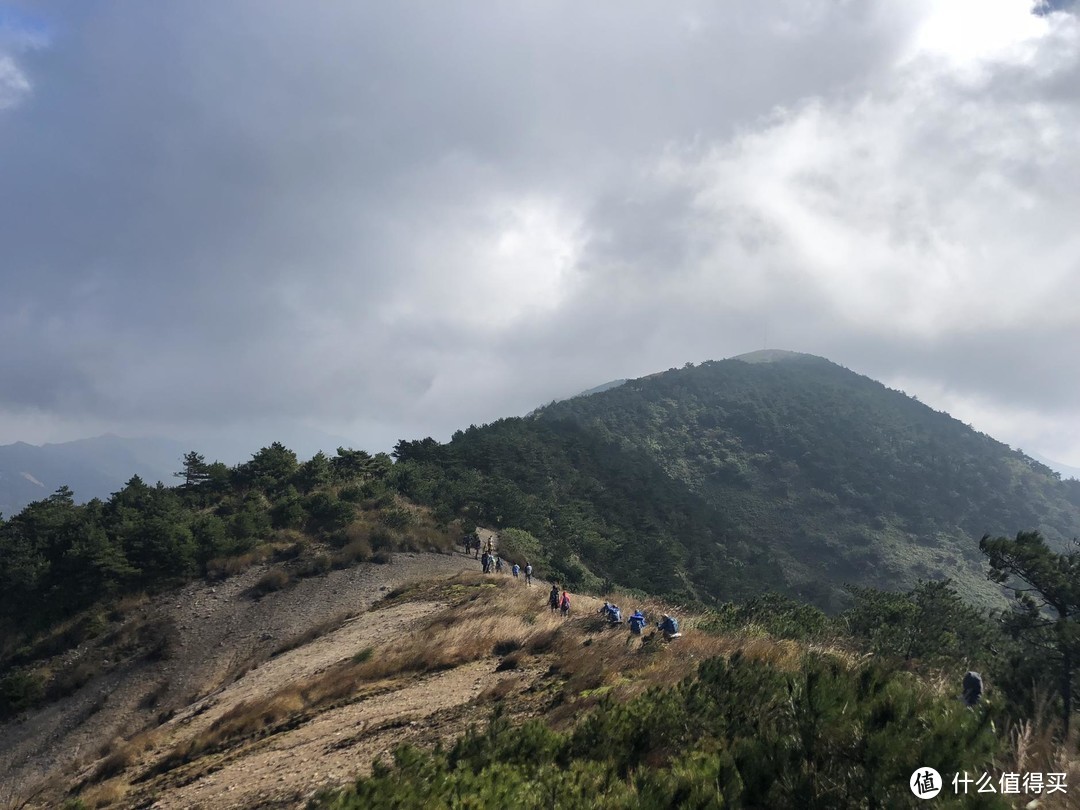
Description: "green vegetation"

(981, 530), (1080, 734)
(315, 646), (1001, 809)
(0, 443), (455, 718)
(347, 548), (1080, 809)
(309, 552), (1080, 808)
(391, 354), (1080, 609)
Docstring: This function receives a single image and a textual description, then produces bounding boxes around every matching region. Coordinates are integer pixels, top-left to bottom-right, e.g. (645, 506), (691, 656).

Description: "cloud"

(0, 54), (29, 109)
(0, 1), (1077, 466)
(563, 5), (1080, 459)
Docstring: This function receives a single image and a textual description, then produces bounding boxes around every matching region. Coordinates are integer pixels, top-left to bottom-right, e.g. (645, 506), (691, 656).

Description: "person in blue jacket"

(628, 610), (647, 635)
(658, 614), (680, 639)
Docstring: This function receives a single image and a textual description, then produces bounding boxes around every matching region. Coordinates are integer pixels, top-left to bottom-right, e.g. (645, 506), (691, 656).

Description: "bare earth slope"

(1, 549), (522, 808)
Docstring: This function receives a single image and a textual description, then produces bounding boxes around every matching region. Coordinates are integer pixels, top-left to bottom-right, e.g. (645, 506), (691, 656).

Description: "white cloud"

(632, 7), (1079, 334)
(0, 54), (30, 110)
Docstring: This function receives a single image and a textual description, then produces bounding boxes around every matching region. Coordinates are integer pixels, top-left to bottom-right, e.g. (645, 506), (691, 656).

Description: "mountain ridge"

(395, 352), (1080, 609)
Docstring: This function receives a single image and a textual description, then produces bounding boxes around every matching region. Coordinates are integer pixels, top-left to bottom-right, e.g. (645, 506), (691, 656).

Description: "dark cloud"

(0, 1), (1078, 463)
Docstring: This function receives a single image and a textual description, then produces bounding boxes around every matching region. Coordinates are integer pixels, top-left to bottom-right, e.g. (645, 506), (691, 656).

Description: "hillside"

(1, 557), (1038, 809)
(393, 352), (1080, 609)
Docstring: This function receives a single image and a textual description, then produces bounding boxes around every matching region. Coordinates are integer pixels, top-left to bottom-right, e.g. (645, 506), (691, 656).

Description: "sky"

(0, 0), (1078, 465)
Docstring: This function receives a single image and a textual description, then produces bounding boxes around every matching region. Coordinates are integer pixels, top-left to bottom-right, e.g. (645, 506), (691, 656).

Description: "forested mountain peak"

(398, 353), (1080, 609)
(731, 348), (822, 364)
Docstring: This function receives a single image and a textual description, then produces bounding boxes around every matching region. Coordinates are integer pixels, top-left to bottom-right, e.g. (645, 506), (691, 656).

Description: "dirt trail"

(1, 551), (498, 808)
(158, 659), (513, 809)
(1, 538), (604, 809)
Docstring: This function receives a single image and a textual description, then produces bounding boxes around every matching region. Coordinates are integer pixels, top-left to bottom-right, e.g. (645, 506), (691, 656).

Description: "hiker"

(495, 555), (503, 574)
(462, 534), (472, 555)
(473, 537), (481, 559)
(486, 538), (494, 555)
(524, 562), (533, 586)
(481, 551), (491, 574)
(657, 613), (680, 639)
(598, 602), (621, 624)
(549, 585), (560, 613)
(512, 563), (520, 579)
(628, 610), (647, 635)
(962, 671), (983, 707)
(560, 590), (571, 618)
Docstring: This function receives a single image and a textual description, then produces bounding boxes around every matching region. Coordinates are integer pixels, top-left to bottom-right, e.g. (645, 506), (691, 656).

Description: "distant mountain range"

(0, 435), (187, 516)
(1028, 451), (1080, 481)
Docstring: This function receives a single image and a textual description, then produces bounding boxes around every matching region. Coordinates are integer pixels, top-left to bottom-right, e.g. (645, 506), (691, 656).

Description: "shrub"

(251, 568), (291, 597)
(380, 507), (413, 529)
(497, 528), (543, 566)
(46, 661), (99, 700)
(0, 668), (46, 719)
(332, 538), (373, 569)
(369, 526), (397, 551)
(338, 485), (366, 503)
(139, 617), (179, 661)
(298, 554), (332, 578)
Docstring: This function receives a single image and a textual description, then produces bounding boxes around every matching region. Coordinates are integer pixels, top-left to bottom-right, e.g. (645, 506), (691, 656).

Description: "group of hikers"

(548, 584), (571, 616)
(465, 533), (533, 584)
(599, 601), (681, 639)
(463, 532), (680, 639)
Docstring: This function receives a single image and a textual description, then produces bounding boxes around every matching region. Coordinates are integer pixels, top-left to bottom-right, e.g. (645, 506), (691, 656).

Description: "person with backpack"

(512, 563), (520, 579)
(524, 562), (533, 586)
(495, 555), (503, 574)
(481, 551), (490, 574)
(962, 671), (983, 707)
(560, 589), (571, 617)
(628, 610), (647, 635)
(598, 602), (621, 624)
(657, 614), (680, 639)
(549, 585), (560, 613)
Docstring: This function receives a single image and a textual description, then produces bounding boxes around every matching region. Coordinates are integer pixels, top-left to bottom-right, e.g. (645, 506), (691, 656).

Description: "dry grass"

(206, 551), (265, 580)
(107, 592), (150, 622)
(86, 729), (160, 787)
(148, 573), (859, 781)
(78, 779), (128, 809)
(250, 567), (291, 597)
(996, 692), (1080, 810)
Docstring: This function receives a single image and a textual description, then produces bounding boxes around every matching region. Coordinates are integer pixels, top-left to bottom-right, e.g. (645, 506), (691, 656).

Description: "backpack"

(561, 594), (570, 609)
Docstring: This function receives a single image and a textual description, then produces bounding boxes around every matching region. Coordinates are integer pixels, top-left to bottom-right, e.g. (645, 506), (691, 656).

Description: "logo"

(911, 768), (943, 799)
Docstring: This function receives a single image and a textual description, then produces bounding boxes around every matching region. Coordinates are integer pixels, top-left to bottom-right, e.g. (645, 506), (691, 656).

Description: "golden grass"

(995, 692), (1080, 810)
(78, 779), (128, 808)
(150, 573), (861, 779)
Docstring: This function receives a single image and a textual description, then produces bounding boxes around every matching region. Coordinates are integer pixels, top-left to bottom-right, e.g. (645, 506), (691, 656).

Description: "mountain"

(1029, 450), (1080, 481)
(394, 352), (1080, 609)
(573, 378), (629, 398)
(0, 435), (187, 516)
